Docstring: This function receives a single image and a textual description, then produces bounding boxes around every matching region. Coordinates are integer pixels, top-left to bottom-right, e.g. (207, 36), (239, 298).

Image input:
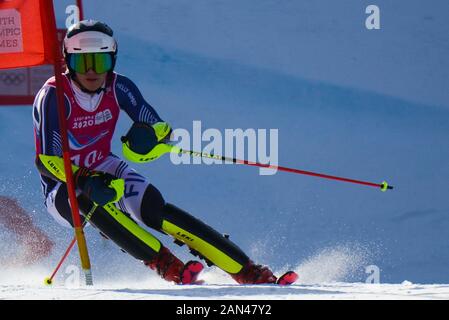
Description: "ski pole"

(44, 203), (97, 286)
(167, 145), (394, 192)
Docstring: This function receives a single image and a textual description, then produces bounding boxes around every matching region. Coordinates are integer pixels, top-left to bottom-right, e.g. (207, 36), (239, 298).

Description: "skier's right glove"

(75, 168), (125, 206)
(121, 121), (174, 163)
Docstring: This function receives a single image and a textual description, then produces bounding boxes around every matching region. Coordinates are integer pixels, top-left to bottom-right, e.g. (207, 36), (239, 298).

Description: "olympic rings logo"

(0, 73), (25, 86)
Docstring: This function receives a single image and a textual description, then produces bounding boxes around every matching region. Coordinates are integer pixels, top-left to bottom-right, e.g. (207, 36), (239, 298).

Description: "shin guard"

(77, 195), (162, 261)
(159, 203), (250, 274)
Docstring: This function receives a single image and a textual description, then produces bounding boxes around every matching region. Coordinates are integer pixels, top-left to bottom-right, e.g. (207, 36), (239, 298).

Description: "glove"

(75, 168), (124, 206)
(121, 121), (173, 163)
(153, 122), (173, 142)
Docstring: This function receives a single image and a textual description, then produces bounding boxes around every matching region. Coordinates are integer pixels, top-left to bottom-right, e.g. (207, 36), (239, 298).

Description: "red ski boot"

(231, 260), (278, 284)
(144, 246), (203, 285)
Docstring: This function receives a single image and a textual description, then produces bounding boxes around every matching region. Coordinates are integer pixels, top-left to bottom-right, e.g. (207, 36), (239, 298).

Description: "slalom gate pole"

(168, 146), (394, 192)
(76, 0), (84, 20)
(48, 0), (93, 285)
(44, 204), (97, 286)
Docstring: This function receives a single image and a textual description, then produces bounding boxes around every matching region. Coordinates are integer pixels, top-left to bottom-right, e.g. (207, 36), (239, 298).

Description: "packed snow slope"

(1, 0), (449, 298)
(2, 267), (449, 300)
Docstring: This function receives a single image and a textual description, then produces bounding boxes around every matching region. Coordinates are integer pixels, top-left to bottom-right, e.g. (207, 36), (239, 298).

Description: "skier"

(33, 20), (296, 285)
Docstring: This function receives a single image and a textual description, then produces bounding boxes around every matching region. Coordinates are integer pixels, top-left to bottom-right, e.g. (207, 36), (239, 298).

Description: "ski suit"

(32, 72), (249, 275)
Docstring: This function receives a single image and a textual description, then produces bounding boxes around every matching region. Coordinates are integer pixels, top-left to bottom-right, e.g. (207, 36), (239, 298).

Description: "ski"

(179, 268), (298, 286)
(181, 261), (205, 285)
(276, 271), (298, 285)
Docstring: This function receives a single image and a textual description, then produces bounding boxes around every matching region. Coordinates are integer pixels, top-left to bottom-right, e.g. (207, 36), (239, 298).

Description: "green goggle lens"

(69, 53), (113, 74)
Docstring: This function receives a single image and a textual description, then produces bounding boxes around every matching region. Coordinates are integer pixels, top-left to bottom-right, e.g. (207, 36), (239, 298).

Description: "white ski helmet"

(63, 19), (117, 74)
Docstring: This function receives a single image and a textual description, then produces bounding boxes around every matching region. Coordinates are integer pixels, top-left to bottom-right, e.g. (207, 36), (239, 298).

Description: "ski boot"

(144, 246), (203, 285)
(231, 260), (298, 285)
(230, 260), (278, 284)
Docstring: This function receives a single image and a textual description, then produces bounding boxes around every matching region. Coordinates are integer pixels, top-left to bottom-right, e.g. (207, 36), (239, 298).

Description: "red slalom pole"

(48, 0), (93, 285)
(171, 147), (394, 192)
(76, 0), (84, 20)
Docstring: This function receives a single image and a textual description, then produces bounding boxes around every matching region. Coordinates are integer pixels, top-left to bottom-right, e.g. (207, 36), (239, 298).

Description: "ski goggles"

(68, 52), (113, 74)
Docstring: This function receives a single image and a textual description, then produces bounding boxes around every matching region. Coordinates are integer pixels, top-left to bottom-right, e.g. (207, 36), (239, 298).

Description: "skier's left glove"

(75, 169), (125, 206)
(121, 121), (173, 163)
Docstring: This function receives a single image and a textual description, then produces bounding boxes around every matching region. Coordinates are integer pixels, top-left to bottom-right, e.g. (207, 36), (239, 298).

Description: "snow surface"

(4, 282), (449, 300)
(1, 0), (449, 299)
(2, 261), (449, 300)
